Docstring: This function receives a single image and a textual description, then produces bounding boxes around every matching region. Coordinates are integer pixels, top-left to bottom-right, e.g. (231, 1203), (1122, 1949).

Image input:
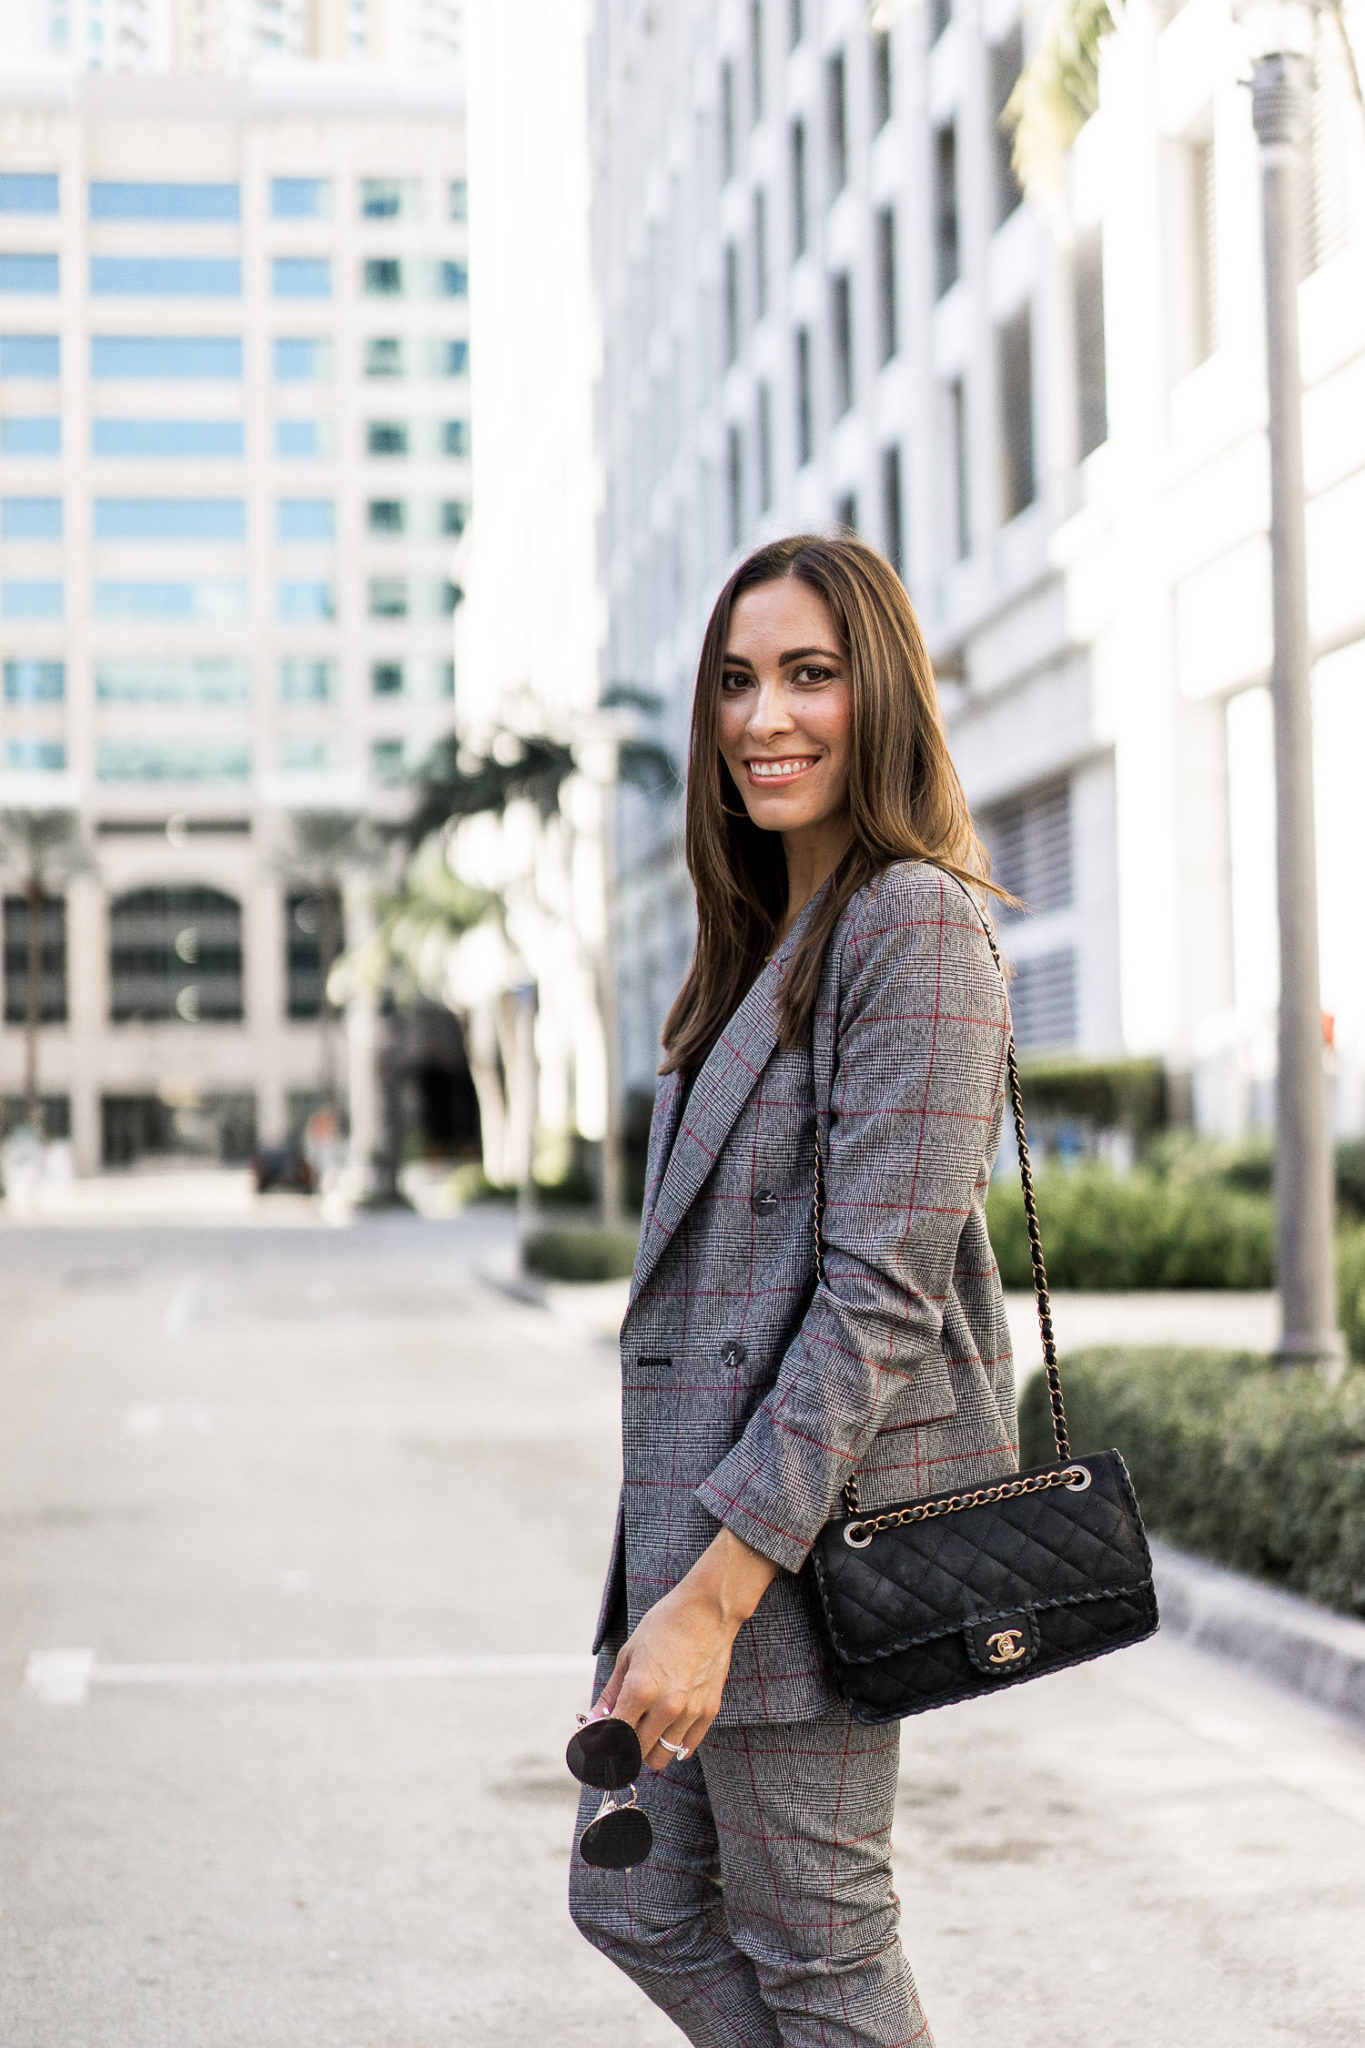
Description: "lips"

(745, 756), (819, 781)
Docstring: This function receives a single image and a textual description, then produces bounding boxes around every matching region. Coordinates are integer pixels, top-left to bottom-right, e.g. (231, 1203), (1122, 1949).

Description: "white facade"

(0, 0), (461, 76)
(0, 64), (469, 1169)
(448, 0), (613, 1190)
(589, 0), (1365, 1137)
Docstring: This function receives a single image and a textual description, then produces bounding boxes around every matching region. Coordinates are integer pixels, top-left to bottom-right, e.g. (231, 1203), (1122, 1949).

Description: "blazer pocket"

(874, 1356), (959, 1431)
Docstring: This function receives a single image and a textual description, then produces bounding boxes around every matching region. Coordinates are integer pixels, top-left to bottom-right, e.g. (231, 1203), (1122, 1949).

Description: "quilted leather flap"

(811, 1451), (1153, 1665)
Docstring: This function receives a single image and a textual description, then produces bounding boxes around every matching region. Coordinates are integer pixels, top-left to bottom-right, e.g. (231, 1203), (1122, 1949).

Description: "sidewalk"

(0, 1215), (1359, 2046)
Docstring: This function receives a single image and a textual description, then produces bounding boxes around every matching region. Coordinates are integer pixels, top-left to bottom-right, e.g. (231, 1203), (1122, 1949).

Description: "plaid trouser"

(569, 1683), (933, 2047)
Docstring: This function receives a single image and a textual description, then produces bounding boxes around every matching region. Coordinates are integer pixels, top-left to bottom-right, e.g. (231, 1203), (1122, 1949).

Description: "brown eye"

(721, 670), (750, 692)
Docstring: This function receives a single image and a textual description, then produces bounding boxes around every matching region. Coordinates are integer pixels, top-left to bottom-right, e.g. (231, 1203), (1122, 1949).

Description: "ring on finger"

(657, 1736), (690, 1759)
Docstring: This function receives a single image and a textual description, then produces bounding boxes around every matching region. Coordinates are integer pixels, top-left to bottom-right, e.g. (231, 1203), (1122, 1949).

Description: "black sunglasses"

(566, 1716), (653, 1870)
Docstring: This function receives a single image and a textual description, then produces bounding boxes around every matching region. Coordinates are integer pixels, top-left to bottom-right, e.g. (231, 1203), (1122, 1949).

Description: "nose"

(746, 676), (795, 741)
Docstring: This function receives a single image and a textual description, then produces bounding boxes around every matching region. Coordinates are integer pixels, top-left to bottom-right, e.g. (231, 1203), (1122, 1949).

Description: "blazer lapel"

(637, 1069), (684, 1242)
(628, 896), (825, 1307)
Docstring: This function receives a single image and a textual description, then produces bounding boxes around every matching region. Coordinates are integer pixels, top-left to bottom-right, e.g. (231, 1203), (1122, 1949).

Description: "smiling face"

(716, 577), (854, 866)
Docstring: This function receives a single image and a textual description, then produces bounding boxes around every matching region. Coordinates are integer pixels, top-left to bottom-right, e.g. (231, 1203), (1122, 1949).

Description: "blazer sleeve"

(694, 863), (1010, 1573)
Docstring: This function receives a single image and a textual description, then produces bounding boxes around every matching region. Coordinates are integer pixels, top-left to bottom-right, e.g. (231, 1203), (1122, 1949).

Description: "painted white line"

(24, 1648), (592, 1705)
(23, 1648), (96, 1704)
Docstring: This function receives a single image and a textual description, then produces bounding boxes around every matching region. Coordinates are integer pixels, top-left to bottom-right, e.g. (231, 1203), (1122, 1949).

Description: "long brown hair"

(661, 533), (1003, 1076)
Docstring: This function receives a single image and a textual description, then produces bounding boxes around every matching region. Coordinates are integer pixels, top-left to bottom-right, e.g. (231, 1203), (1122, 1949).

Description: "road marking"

(24, 1648), (593, 1705)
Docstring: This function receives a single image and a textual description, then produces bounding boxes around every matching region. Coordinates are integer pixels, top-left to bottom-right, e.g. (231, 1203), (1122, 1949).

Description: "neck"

(775, 817), (853, 944)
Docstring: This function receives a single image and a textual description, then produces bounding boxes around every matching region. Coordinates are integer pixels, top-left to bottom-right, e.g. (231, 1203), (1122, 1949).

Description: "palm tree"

(329, 831), (493, 1205)
(1000, 0), (1360, 205)
(276, 811), (382, 1116)
(0, 810), (93, 1138)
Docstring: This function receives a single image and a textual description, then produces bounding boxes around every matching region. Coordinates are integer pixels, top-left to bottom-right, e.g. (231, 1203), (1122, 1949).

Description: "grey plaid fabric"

(595, 860), (1019, 1723)
(570, 1660), (933, 2047)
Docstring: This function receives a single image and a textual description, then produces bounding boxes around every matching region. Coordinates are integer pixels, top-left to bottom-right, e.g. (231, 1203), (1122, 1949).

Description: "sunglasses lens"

(566, 1717), (643, 1789)
(579, 1804), (654, 1871)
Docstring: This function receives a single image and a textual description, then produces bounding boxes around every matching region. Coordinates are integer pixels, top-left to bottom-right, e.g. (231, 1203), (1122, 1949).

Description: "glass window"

(277, 498), (334, 542)
(368, 499), (405, 534)
(2, 894), (68, 1026)
(371, 739), (407, 783)
(279, 659), (334, 702)
(273, 336), (332, 382)
(442, 419), (469, 457)
(91, 257), (241, 296)
(1, 417), (60, 455)
(90, 182), (239, 222)
(93, 579), (248, 622)
(278, 580), (336, 622)
(371, 661), (404, 696)
(990, 30), (1024, 226)
(274, 419), (323, 459)
(3, 740), (65, 772)
(0, 174), (59, 214)
(93, 419), (243, 457)
(365, 336), (404, 377)
(998, 306), (1036, 519)
(439, 499), (468, 536)
(434, 659), (455, 699)
(96, 658), (249, 705)
(92, 335), (242, 379)
(432, 260), (467, 298)
(271, 178), (330, 220)
(428, 338), (469, 377)
(278, 738), (336, 773)
(366, 421), (408, 457)
(273, 258), (332, 299)
(449, 180), (468, 221)
(1, 334), (59, 376)
(0, 254), (59, 292)
(4, 659), (64, 703)
(2, 496), (62, 539)
(934, 125), (959, 298)
(363, 258), (405, 297)
(360, 179), (419, 219)
(94, 498), (245, 541)
(872, 30), (893, 132)
(827, 50), (848, 193)
(99, 747), (250, 789)
(369, 577), (408, 618)
(107, 886), (245, 1020)
(2, 580), (63, 619)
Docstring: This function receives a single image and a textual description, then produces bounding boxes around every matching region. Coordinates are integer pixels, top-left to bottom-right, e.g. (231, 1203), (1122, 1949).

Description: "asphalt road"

(1, 1211), (1361, 2048)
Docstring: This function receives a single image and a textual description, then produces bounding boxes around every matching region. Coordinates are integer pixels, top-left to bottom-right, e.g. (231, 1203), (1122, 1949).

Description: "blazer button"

(721, 1341), (747, 1370)
(751, 1186), (778, 1216)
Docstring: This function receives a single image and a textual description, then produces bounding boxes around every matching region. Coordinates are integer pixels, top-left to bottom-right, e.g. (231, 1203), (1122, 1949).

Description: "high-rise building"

(0, 61), (468, 1170)
(590, 0), (1365, 1138)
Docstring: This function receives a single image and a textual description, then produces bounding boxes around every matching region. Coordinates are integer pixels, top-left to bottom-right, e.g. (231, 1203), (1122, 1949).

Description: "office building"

(0, 58), (468, 1169)
(589, 0), (1365, 1137)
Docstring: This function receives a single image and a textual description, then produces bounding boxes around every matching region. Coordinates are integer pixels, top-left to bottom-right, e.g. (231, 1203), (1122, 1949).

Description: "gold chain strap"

(840, 1462), (1091, 1549)
(816, 895), (1072, 1529)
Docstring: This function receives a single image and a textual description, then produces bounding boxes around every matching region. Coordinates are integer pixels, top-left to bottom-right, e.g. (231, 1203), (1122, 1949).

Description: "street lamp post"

(1241, 0), (1344, 1371)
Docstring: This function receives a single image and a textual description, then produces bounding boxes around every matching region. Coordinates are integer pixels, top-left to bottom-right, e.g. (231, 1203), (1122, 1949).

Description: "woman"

(570, 535), (1017, 2047)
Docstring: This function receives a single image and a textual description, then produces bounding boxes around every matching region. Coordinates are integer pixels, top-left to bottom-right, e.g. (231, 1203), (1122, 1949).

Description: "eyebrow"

(721, 645), (843, 669)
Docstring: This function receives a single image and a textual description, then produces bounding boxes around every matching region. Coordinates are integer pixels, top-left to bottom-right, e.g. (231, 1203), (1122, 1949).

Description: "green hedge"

(522, 1226), (639, 1283)
(986, 1165), (1275, 1291)
(1019, 1347), (1365, 1619)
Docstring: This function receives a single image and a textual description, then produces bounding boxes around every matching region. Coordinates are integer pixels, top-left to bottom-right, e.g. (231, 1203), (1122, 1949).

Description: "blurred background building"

(590, 0), (1365, 1144)
(0, 6), (468, 1173)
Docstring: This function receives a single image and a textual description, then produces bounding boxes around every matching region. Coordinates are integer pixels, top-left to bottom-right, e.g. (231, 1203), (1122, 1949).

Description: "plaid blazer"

(595, 860), (1020, 1723)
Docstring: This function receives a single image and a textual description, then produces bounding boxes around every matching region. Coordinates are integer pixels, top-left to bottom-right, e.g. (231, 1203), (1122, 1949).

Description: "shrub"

(522, 1226), (638, 1283)
(986, 1164), (1274, 1290)
(1339, 1225), (1365, 1365)
(1019, 1347), (1365, 1619)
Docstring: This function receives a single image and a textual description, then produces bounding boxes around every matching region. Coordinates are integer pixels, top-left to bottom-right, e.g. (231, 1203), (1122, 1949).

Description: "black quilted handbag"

(808, 913), (1159, 1723)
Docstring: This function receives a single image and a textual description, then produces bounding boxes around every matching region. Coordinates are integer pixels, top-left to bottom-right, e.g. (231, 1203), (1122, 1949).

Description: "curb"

(1151, 1539), (1365, 1733)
